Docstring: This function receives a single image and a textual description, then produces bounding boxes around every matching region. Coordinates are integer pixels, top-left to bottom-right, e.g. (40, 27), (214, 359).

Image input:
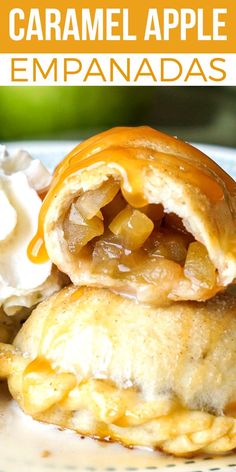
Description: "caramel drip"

(28, 127), (235, 264)
(55, 126), (236, 195)
(225, 402), (236, 417)
(24, 356), (54, 378)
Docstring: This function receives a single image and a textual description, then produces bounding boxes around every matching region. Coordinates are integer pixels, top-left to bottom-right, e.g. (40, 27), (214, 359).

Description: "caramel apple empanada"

(1, 286), (236, 456)
(28, 127), (236, 305)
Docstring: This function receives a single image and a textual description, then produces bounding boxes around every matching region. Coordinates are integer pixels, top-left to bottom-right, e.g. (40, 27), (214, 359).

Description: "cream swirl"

(0, 146), (62, 315)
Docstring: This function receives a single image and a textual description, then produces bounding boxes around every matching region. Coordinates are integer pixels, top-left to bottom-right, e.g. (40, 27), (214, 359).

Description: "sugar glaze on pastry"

(28, 127), (236, 305)
(1, 286), (236, 456)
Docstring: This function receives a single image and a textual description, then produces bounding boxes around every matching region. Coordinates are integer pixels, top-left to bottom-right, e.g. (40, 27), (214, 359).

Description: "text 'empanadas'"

(28, 127), (236, 304)
(1, 286), (236, 456)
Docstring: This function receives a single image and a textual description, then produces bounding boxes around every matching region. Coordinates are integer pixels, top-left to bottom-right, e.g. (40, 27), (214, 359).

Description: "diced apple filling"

(109, 206), (154, 250)
(184, 241), (216, 289)
(144, 229), (190, 264)
(63, 204), (104, 254)
(92, 235), (125, 276)
(102, 191), (127, 225)
(63, 178), (216, 295)
(76, 180), (119, 220)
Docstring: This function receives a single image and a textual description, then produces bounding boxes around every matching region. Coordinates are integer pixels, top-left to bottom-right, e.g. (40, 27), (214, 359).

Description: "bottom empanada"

(1, 286), (236, 456)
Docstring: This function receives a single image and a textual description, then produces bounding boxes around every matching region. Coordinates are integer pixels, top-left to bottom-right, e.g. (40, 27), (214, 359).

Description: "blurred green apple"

(1, 87), (236, 147)
(0, 87), (151, 141)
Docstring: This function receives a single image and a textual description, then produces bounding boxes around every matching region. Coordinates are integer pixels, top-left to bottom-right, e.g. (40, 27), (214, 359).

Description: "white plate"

(0, 141), (236, 472)
(5, 140), (236, 178)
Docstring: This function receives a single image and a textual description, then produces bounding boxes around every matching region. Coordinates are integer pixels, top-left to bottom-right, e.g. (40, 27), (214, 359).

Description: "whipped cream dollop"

(0, 146), (63, 316)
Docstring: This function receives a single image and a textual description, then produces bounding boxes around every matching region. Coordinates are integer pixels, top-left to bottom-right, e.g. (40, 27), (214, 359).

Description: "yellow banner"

(0, 0), (234, 54)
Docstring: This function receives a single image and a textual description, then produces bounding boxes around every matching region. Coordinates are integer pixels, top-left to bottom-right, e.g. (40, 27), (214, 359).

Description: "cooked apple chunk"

(146, 229), (189, 264)
(109, 206), (154, 250)
(63, 204), (104, 254)
(184, 242), (216, 289)
(92, 235), (125, 276)
(76, 179), (119, 220)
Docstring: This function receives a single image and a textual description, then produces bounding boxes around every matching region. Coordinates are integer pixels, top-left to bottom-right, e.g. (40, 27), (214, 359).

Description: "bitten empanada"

(29, 127), (236, 304)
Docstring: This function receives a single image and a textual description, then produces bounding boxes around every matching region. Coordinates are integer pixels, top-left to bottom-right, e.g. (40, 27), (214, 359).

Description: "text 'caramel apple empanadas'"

(1, 286), (236, 456)
(28, 126), (236, 304)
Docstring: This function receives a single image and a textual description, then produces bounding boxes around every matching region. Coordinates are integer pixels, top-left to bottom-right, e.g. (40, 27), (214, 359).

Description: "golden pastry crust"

(1, 286), (236, 456)
(0, 309), (23, 343)
(29, 127), (236, 304)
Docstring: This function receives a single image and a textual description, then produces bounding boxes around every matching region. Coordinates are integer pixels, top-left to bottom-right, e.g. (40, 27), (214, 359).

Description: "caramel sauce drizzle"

(28, 126), (235, 264)
(24, 356), (54, 378)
